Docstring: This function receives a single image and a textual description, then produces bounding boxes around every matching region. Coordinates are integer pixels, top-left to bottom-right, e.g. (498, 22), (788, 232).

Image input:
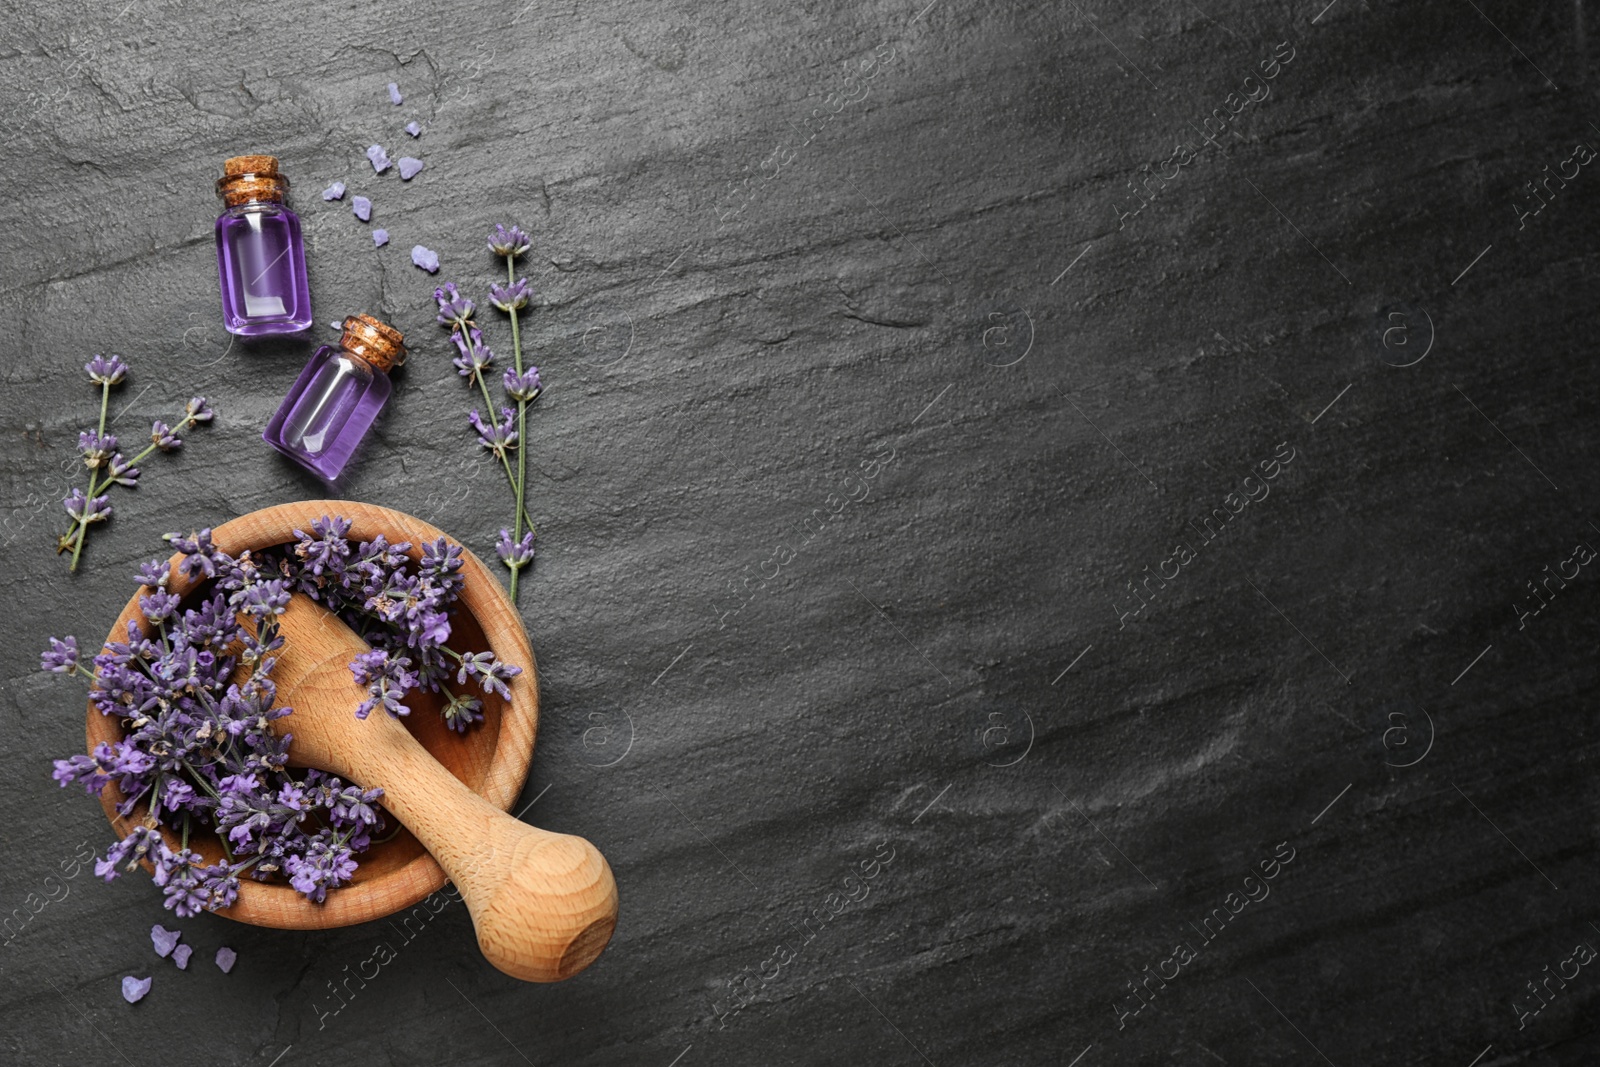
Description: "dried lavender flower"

(86, 354), (128, 386)
(489, 277), (531, 311)
(487, 224), (531, 257)
(350, 648), (417, 719)
(496, 529), (535, 583)
(502, 366), (541, 402)
(469, 407), (518, 460)
(434, 283), (475, 328)
(41, 636), (80, 674)
(150, 421), (181, 451)
(78, 431), (117, 470)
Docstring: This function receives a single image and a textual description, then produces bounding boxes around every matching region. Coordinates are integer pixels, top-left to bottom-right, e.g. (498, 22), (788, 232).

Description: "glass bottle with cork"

(263, 314), (405, 480)
(215, 155), (313, 336)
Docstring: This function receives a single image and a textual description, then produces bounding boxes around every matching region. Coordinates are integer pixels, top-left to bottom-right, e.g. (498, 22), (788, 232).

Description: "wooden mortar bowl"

(86, 500), (539, 930)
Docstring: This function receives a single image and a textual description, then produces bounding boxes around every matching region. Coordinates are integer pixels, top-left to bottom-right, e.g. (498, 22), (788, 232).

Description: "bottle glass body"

(215, 201), (312, 336)
(263, 345), (391, 480)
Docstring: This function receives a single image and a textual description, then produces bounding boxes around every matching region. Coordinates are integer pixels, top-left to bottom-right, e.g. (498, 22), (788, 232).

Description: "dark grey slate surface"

(3, 0), (1600, 1063)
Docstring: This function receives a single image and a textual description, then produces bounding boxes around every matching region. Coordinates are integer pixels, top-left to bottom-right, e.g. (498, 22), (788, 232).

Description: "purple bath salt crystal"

(366, 144), (392, 173)
(150, 923), (180, 958)
(397, 157), (424, 181)
(321, 181), (346, 201)
(405, 121), (421, 137)
(172, 944), (193, 969)
(411, 245), (439, 273)
(215, 946), (237, 973)
(352, 196), (372, 222)
(388, 82), (403, 105)
(372, 229), (389, 247)
(122, 976), (152, 1003)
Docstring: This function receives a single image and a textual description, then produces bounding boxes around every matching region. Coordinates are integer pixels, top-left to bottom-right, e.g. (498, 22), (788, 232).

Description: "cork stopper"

(340, 314), (406, 373)
(217, 155), (288, 207)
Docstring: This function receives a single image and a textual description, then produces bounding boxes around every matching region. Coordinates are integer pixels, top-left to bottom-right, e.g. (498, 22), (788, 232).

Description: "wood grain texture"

(84, 501), (562, 937)
(267, 594), (616, 981)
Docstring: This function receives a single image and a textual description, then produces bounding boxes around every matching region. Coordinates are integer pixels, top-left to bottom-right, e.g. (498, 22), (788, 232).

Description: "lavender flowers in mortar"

(434, 224), (543, 600)
(46, 518), (521, 915)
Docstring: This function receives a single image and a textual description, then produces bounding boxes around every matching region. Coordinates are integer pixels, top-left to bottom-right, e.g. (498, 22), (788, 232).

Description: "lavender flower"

(85, 354), (128, 385)
(411, 245), (440, 273)
(134, 559), (170, 588)
(138, 590), (180, 624)
(442, 692), (485, 733)
(185, 397), (214, 423)
(350, 648), (418, 719)
(40, 636), (79, 674)
(455, 650), (521, 699)
(489, 277), (532, 312)
(322, 182), (346, 201)
(366, 144), (392, 173)
(285, 832), (358, 903)
(487, 224), (531, 257)
(352, 196), (372, 222)
(502, 366), (541, 402)
(496, 529), (534, 570)
(434, 283), (476, 327)
(397, 157), (424, 181)
(63, 489), (111, 526)
(94, 825), (164, 882)
(105, 454), (139, 488)
(468, 407), (518, 459)
(150, 421), (181, 450)
(78, 431), (117, 469)
(451, 328), (495, 381)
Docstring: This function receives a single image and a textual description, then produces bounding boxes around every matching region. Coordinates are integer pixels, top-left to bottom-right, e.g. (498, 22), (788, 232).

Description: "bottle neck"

(224, 197), (288, 216)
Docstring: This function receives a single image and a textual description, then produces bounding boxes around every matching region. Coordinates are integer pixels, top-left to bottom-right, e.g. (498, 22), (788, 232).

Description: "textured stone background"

(3, 0), (1600, 1063)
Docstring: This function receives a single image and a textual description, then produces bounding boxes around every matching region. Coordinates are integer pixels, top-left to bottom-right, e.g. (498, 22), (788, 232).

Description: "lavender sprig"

(58, 356), (214, 573)
(433, 230), (544, 601)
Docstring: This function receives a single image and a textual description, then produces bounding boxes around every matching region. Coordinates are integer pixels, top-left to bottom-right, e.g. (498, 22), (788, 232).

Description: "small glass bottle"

(214, 155), (313, 336)
(263, 314), (405, 480)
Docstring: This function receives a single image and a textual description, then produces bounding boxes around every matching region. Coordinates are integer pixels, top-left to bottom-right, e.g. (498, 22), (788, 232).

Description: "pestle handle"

(267, 596), (618, 982)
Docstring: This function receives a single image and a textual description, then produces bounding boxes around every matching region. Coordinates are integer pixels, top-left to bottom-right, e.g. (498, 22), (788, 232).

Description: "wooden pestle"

(265, 593), (617, 982)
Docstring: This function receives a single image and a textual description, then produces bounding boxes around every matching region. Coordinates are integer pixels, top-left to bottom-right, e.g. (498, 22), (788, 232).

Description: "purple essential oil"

(214, 155), (313, 336)
(263, 314), (404, 480)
